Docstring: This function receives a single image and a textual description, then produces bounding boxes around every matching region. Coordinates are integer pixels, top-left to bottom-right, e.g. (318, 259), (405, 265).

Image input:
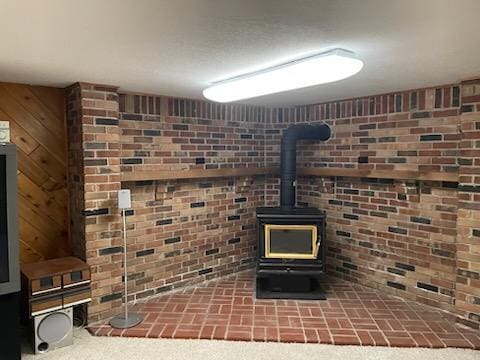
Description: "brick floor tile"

(353, 323), (379, 330)
(422, 332), (446, 348)
(330, 329), (357, 336)
(462, 333), (480, 349)
(289, 317), (302, 327)
(333, 335), (361, 345)
(174, 329), (201, 339)
(374, 319), (392, 331)
(252, 327), (266, 342)
(317, 329), (333, 344)
(109, 328), (125, 337)
(279, 332), (306, 343)
(199, 325), (215, 339)
(338, 318), (354, 329)
(212, 325), (227, 340)
(204, 314), (230, 325)
(383, 330), (412, 338)
(387, 319), (404, 331)
(326, 318), (340, 328)
(147, 324), (165, 338)
(304, 328), (319, 343)
(160, 324), (177, 338)
(356, 330), (375, 346)
(226, 331), (253, 341)
(411, 332), (433, 348)
(265, 327), (279, 342)
(265, 307), (276, 316)
(369, 331), (389, 346)
(122, 328), (149, 338)
(302, 317), (327, 328)
(230, 314), (242, 325)
(385, 336), (417, 347)
(144, 313), (159, 323)
(441, 338), (474, 348)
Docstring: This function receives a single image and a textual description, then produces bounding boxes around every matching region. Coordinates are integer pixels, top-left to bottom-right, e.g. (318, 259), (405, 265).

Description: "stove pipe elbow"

(280, 123), (331, 209)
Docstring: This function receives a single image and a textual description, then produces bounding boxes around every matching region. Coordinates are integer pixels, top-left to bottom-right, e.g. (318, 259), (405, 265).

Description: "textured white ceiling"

(0, 0), (479, 106)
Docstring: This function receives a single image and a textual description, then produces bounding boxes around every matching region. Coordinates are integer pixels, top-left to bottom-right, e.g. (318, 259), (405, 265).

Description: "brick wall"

(66, 80), (479, 329)
(271, 82), (479, 329)
(66, 83), (123, 322)
(67, 88), (272, 322)
(118, 93), (267, 172)
(119, 177), (264, 301)
(298, 177), (458, 312)
(66, 84), (86, 259)
(456, 79), (480, 327)
(117, 93), (268, 305)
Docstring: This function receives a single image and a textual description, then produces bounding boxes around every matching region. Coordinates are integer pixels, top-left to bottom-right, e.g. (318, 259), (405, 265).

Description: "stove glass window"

(265, 224), (317, 259)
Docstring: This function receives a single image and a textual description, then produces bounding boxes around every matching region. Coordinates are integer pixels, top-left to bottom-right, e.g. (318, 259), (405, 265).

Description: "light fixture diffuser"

(203, 48), (363, 103)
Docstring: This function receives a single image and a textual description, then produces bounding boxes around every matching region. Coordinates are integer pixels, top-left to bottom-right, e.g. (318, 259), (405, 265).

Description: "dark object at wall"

(0, 144), (21, 360)
(0, 292), (21, 359)
(256, 124), (331, 299)
(280, 124), (331, 208)
(256, 207), (326, 299)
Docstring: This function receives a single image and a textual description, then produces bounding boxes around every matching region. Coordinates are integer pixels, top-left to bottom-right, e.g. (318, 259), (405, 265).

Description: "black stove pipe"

(280, 124), (331, 209)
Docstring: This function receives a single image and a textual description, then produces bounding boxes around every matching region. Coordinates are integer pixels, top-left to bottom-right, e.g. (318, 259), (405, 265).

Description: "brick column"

(66, 83), (123, 323)
(456, 79), (480, 329)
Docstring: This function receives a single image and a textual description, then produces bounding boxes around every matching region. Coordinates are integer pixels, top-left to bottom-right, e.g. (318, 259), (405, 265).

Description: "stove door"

(264, 224), (317, 259)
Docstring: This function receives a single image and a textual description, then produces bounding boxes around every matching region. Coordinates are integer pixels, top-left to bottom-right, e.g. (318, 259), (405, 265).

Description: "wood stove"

(256, 123), (331, 299)
(256, 207), (326, 299)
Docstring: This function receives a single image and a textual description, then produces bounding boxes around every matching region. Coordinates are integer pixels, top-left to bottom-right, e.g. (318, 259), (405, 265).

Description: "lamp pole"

(110, 190), (143, 329)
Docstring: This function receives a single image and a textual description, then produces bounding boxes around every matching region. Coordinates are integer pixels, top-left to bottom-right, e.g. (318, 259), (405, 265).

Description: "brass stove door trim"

(264, 224), (318, 259)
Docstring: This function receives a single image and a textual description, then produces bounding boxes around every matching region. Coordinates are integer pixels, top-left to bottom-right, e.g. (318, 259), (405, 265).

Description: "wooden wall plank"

(0, 82), (70, 264)
(30, 85), (65, 121)
(19, 240), (43, 264)
(17, 172), (67, 229)
(0, 108), (38, 154)
(29, 145), (67, 186)
(0, 85), (65, 165)
(18, 195), (67, 246)
(19, 218), (68, 260)
(16, 148), (50, 187)
(4, 84), (65, 139)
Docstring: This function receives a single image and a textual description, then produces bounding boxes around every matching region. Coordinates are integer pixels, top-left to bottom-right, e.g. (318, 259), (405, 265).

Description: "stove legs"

(256, 274), (327, 300)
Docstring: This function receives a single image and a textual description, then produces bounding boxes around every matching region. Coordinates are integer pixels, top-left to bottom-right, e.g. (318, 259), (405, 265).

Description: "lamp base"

(109, 313), (143, 329)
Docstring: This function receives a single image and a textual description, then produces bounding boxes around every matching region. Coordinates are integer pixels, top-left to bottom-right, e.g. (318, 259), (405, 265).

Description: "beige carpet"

(22, 328), (479, 360)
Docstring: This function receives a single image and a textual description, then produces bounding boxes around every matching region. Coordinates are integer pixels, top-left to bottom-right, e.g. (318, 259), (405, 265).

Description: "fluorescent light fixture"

(203, 48), (363, 103)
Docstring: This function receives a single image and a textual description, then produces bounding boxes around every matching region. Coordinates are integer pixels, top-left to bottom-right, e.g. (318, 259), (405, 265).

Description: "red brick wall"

(117, 93), (267, 305)
(298, 177), (458, 311)
(456, 79), (480, 327)
(66, 83), (123, 322)
(118, 93), (267, 172)
(122, 177), (264, 300)
(67, 89), (272, 322)
(272, 82), (479, 329)
(66, 84), (86, 259)
(266, 85), (462, 170)
(66, 80), (480, 329)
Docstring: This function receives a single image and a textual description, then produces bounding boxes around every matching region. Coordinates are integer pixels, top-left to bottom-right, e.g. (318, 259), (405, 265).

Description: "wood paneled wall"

(0, 82), (71, 263)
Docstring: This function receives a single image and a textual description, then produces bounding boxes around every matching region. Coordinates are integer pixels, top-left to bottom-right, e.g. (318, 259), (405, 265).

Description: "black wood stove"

(256, 123), (331, 300)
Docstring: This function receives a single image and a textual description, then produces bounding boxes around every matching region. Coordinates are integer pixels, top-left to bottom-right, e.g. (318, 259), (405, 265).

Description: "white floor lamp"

(110, 189), (143, 329)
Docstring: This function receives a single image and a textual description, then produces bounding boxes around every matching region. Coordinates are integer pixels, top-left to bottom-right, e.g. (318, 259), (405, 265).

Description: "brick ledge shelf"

(120, 167), (458, 183)
(120, 167), (277, 182)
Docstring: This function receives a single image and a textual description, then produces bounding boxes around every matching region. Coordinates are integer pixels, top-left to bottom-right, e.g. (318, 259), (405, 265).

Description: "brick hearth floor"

(89, 270), (480, 349)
